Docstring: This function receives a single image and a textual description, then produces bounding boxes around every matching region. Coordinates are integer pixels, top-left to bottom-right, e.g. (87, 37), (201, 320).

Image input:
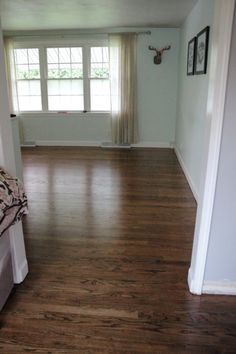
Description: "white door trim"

(188, 0), (235, 295)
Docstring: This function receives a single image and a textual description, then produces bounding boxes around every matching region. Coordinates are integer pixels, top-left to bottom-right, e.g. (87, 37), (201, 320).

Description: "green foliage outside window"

(17, 68), (40, 80)
(91, 67), (109, 79)
(17, 66), (109, 80)
(48, 68), (83, 79)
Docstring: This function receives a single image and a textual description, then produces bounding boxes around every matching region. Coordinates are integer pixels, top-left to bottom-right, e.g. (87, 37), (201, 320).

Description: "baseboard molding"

(132, 142), (173, 148)
(174, 145), (199, 202)
(21, 141), (36, 147)
(187, 267), (202, 295)
(101, 142), (131, 149)
(35, 140), (101, 147)
(31, 140), (173, 148)
(14, 259), (28, 284)
(9, 223), (28, 284)
(187, 267), (194, 293)
(203, 281), (236, 295)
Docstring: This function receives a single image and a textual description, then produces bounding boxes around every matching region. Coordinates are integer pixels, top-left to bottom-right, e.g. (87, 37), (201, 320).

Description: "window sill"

(19, 111), (111, 117)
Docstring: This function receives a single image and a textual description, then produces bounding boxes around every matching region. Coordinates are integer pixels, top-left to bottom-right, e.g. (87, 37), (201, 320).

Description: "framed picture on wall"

(187, 37), (196, 75)
(195, 26), (210, 75)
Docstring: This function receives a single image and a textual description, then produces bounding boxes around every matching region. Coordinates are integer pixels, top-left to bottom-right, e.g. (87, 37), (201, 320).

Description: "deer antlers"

(148, 45), (171, 64)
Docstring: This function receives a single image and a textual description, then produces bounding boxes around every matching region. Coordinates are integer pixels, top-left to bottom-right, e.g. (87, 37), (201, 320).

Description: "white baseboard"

(14, 259), (28, 284)
(132, 141), (173, 148)
(30, 140), (173, 148)
(35, 140), (101, 147)
(9, 222), (28, 284)
(21, 141), (36, 147)
(187, 267), (202, 295)
(101, 142), (131, 149)
(203, 281), (236, 295)
(174, 145), (198, 202)
(187, 267), (194, 293)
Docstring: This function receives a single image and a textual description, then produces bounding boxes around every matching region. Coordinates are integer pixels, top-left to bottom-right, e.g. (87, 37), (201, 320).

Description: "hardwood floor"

(0, 147), (235, 353)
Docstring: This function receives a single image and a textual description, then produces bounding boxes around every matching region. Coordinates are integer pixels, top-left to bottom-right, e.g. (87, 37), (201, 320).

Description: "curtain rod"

(118, 30), (151, 35)
(4, 30), (151, 38)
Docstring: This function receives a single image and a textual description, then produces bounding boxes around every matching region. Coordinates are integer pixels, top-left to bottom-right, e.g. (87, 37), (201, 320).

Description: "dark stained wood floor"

(0, 147), (236, 353)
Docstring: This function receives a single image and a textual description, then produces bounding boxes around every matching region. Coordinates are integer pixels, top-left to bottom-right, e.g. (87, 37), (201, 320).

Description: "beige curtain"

(109, 33), (138, 144)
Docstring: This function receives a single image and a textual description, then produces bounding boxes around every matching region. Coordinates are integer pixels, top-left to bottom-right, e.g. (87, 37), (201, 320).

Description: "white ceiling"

(0, 0), (198, 31)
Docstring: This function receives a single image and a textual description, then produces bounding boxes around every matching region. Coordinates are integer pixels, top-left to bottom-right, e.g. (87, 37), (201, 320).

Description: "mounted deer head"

(148, 45), (171, 64)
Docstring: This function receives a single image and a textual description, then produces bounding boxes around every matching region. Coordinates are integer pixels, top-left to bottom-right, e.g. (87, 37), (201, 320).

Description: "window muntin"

(46, 47), (84, 111)
(14, 48), (42, 111)
(90, 47), (110, 111)
(47, 47), (83, 79)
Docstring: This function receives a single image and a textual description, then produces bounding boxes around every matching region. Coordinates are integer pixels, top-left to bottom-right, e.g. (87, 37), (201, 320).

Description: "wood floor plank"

(0, 147), (235, 353)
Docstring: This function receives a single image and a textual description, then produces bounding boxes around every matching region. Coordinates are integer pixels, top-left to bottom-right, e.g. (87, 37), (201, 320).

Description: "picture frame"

(194, 26), (210, 75)
(187, 37), (196, 76)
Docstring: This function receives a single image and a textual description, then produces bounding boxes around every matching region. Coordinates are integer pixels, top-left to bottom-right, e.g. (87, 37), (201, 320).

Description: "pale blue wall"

(21, 113), (111, 144)
(204, 7), (236, 283)
(137, 28), (179, 145)
(175, 0), (215, 197)
(19, 28), (179, 146)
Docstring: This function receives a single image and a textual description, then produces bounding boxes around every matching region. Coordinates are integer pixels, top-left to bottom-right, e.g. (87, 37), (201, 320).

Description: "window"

(12, 41), (110, 113)
(14, 48), (42, 111)
(47, 47), (84, 111)
(90, 47), (110, 111)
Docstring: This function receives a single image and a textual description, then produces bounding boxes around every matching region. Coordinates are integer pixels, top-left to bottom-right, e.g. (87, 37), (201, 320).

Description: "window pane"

(16, 64), (40, 80)
(91, 96), (110, 111)
(90, 79), (110, 111)
(91, 47), (103, 62)
(17, 80), (41, 96)
(59, 48), (70, 63)
(59, 64), (71, 78)
(47, 48), (58, 63)
(48, 95), (83, 111)
(14, 48), (40, 66)
(29, 80), (41, 95)
(48, 80), (83, 96)
(91, 63), (109, 78)
(91, 47), (108, 63)
(46, 47), (84, 111)
(15, 49), (28, 64)
(71, 80), (83, 95)
(28, 49), (40, 64)
(17, 81), (30, 96)
(90, 47), (109, 79)
(18, 95), (42, 111)
(47, 80), (60, 95)
(71, 64), (83, 78)
(28, 64), (40, 79)
(14, 48), (41, 111)
(91, 79), (110, 95)
(47, 47), (83, 79)
(16, 65), (29, 79)
(71, 48), (82, 63)
(48, 64), (60, 78)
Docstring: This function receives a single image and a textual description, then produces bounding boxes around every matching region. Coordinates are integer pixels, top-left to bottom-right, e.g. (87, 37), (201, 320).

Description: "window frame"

(89, 46), (110, 112)
(12, 37), (110, 114)
(13, 46), (43, 112)
(46, 46), (84, 112)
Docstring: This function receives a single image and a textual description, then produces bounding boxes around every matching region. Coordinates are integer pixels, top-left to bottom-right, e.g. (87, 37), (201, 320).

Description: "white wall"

(0, 19), (28, 285)
(175, 0), (215, 199)
(18, 28), (179, 147)
(204, 6), (236, 287)
(0, 24), (16, 175)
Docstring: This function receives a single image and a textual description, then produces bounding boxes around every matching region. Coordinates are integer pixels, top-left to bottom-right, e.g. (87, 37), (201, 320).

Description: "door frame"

(188, 0), (235, 295)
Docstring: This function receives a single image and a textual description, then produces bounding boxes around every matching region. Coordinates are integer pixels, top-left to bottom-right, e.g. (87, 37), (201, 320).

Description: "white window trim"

(12, 37), (110, 114)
